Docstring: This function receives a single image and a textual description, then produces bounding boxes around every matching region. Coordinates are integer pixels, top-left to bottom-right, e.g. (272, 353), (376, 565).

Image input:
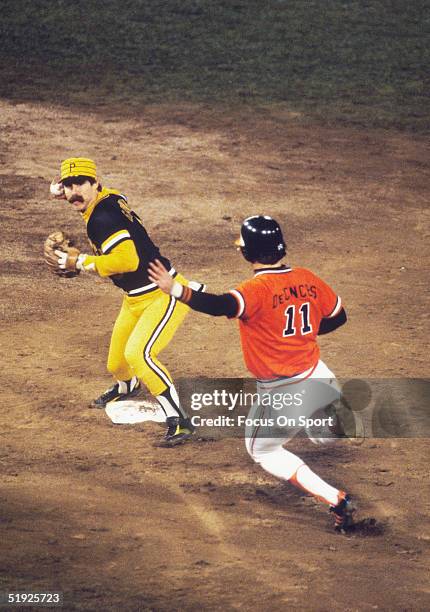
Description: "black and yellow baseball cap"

(60, 158), (97, 181)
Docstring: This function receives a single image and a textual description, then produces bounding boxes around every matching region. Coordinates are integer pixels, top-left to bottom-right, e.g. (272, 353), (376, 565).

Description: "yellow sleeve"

(82, 240), (139, 277)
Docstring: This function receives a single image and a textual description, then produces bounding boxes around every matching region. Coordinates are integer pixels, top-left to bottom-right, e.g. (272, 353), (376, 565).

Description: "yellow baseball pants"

(106, 276), (189, 396)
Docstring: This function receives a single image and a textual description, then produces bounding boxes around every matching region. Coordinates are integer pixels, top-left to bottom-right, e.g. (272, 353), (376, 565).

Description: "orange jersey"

(229, 266), (342, 379)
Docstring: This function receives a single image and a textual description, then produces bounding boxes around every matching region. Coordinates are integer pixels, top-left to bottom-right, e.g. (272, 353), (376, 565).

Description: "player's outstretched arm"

(148, 259), (175, 293)
(148, 260), (238, 317)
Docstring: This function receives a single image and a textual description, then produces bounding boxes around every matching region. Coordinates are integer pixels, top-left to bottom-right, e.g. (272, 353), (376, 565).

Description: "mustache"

(70, 195), (84, 203)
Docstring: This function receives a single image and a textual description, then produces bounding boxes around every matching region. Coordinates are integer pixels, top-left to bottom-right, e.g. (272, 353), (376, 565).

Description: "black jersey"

(85, 188), (173, 295)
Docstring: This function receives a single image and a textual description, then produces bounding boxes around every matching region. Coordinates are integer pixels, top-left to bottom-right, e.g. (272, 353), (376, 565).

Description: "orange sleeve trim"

(180, 285), (193, 304)
(229, 289), (246, 318)
(327, 296), (342, 318)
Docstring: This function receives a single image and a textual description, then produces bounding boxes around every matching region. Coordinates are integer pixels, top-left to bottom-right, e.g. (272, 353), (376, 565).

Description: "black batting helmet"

(235, 215), (287, 264)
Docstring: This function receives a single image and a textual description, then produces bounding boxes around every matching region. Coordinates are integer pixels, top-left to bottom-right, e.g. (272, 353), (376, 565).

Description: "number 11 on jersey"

(283, 302), (313, 337)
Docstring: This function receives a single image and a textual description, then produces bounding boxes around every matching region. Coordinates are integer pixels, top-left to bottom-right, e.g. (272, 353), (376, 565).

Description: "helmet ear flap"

(235, 234), (255, 262)
(240, 245), (255, 263)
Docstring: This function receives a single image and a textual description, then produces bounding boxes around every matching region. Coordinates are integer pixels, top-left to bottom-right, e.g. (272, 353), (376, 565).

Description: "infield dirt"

(0, 100), (429, 610)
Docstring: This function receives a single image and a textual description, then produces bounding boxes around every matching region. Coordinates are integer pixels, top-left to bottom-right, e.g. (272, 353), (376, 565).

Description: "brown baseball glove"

(44, 230), (81, 278)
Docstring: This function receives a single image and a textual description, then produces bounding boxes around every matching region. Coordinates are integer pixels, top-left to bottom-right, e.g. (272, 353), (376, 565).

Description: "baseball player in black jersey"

(50, 157), (202, 446)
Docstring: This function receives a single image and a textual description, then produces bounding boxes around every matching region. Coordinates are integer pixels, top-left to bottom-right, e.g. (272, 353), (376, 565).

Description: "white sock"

(117, 376), (138, 395)
(156, 385), (186, 419)
(292, 464), (340, 506)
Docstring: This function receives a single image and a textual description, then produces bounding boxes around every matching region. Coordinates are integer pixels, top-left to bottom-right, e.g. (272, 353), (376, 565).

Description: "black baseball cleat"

(160, 416), (195, 447)
(330, 494), (356, 533)
(90, 377), (141, 408)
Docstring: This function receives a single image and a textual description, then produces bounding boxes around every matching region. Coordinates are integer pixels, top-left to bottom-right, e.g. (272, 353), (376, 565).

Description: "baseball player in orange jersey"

(149, 215), (356, 531)
(49, 157), (204, 447)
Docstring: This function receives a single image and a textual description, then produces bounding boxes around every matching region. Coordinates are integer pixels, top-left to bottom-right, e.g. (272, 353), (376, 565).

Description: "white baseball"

(50, 179), (65, 198)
